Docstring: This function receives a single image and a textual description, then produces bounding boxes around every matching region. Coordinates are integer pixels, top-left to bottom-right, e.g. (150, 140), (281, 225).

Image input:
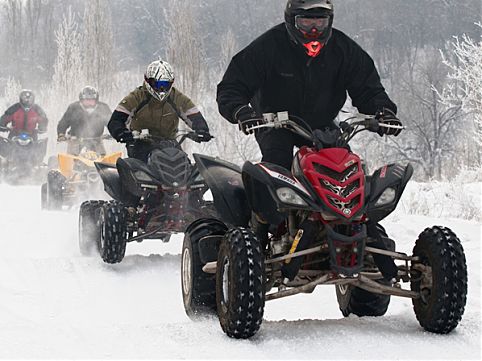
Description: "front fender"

(367, 163), (413, 222)
(193, 154), (251, 227)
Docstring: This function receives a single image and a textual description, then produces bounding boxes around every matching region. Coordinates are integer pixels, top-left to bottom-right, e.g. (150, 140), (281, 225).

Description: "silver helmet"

(144, 59), (175, 102)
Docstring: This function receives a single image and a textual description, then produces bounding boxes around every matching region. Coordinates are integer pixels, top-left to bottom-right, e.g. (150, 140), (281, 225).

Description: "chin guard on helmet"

(303, 41), (323, 57)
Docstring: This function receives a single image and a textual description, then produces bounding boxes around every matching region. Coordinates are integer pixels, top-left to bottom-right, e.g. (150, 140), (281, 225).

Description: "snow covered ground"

(0, 184), (480, 359)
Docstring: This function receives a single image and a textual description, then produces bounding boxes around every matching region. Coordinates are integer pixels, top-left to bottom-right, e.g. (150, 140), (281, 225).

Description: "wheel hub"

(182, 247), (192, 295)
(99, 209), (106, 250)
(221, 257), (230, 310)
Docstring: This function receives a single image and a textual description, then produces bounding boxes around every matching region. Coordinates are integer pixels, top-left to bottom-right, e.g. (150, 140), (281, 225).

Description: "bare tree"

(3, 0), (24, 64)
(387, 55), (465, 179)
(1, 0), (56, 85)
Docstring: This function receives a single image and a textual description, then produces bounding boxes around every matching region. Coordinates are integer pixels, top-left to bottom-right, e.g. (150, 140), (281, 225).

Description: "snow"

(0, 184), (480, 359)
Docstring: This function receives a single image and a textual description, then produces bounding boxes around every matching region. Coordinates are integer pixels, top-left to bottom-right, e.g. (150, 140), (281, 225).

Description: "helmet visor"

(295, 15), (330, 38)
(147, 78), (173, 93)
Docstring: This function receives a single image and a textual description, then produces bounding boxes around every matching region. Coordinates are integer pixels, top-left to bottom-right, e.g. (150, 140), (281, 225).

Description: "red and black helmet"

(285, 0), (334, 57)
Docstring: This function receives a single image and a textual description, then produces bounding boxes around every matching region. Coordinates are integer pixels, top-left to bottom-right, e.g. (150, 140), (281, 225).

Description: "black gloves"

(189, 113), (212, 142)
(190, 114), (209, 132)
(116, 129), (134, 143)
(233, 105), (263, 135)
(195, 130), (212, 142)
(374, 108), (403, 137)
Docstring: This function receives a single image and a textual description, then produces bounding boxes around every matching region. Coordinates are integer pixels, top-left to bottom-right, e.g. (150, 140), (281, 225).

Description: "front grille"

(313, 163), (359, 183)
(321, 179), (360, 198)
(327, 194), (361, 214)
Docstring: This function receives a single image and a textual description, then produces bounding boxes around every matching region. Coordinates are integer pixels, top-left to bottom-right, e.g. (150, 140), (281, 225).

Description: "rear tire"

(182, 219), (227, 318)
(216, 228), (265, 339)
(336, 230), (394, 317)
(41, 183), (48, 210)
(47, 170), (65, 210)
(79, 201), (106, 256)
(411, 226), (467, 334)
(98, 201), (127, 264)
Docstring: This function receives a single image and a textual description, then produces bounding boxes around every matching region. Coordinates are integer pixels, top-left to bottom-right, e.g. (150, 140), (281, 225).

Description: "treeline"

(0, 0), (480, 179)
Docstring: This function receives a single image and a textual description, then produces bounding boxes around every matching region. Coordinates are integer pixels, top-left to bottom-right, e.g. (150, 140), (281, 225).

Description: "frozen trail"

(0, 185), (480, 359)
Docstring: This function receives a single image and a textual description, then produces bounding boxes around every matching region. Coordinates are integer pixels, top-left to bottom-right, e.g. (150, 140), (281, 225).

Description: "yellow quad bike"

(41, 135), (122, 210)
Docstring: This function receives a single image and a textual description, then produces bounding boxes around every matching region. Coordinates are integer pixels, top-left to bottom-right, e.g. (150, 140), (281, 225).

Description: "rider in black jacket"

(217, 0), (401, 170)
(217, 0), (402, 281)
(58, 86), (111, 155)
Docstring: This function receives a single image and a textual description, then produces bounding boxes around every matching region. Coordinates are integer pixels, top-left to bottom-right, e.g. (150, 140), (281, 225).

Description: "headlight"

(374, 188), (396, 207)
(14, 138), (32, 146)
(276, 187), (308, 206)
(134, 170), (153, 183)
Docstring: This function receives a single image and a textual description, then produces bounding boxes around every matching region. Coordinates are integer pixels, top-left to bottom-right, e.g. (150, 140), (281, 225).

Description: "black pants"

(255, 128), (312, 170)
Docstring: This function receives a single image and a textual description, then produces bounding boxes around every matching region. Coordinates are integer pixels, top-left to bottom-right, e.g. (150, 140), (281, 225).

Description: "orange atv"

(41, 135), (122, 210)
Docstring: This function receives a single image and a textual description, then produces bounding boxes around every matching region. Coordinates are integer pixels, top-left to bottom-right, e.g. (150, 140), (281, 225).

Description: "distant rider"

(0, 89), (48, 159)
(57, 86), (111, 155)
(108, 59), (212, 162)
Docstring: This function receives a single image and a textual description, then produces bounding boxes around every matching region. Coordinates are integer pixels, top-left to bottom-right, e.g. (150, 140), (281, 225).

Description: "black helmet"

(79, 86), (99, 102)
(19, 89), (35, 109)
(285, 0), (334, 57)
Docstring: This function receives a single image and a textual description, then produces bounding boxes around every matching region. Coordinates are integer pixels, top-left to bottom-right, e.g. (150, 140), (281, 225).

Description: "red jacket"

(0, 103), (48, 138)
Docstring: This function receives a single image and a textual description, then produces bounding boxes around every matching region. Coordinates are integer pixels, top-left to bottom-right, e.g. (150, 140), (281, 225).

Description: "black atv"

(0, 127), (48, 184)
(78, 130), (216, 264)
(181, 112), (467, 339)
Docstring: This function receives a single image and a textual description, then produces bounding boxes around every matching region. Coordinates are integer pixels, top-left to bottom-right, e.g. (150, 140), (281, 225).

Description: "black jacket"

(58, 101), (111, 138)
(217, 24), (397, 129)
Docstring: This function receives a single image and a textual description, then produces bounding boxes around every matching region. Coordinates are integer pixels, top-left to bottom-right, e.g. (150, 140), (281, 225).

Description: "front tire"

(216, 228), (265, 339)
(411, 226), (467, 334)
(98, 201), (128, 264)
(79, 201), (106, 256)
(182, 219), (227, 318)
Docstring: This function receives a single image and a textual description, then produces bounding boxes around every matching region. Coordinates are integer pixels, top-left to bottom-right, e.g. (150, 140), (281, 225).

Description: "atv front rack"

(202, 244), (422, 301)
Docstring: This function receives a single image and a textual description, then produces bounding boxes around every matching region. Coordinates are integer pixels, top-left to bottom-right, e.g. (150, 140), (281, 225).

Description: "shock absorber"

(281, 220), (318, 281)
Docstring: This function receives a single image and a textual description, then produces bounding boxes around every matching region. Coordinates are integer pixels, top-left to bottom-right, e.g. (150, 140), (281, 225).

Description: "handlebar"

(132, 130), (213, 145)
(246, 111), (405, 148)
(58, 134), (113, 142)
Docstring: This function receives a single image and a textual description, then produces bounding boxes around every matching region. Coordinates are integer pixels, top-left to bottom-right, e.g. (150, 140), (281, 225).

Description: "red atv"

(181, 112), (467, 339)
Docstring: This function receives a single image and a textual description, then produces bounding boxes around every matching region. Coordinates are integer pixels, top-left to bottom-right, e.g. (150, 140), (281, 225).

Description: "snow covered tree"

(165, 0), (206, 104)
(51, 8), (84, 104)
(439, 24), (482, 166)
(82, 0), (115, 99)
(1, 77), (22, 110)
